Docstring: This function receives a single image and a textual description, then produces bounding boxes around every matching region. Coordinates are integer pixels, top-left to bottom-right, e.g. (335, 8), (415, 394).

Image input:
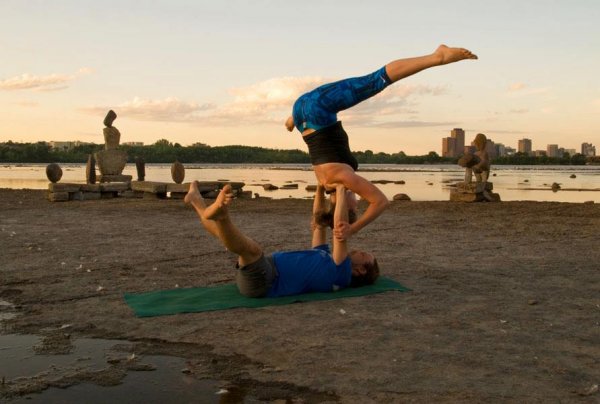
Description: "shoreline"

(1, 189), (599, 401)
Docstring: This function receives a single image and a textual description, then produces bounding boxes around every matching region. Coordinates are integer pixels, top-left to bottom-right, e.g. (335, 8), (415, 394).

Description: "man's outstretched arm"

(311, 184), (327, 248)
(332, 184), (349, 265)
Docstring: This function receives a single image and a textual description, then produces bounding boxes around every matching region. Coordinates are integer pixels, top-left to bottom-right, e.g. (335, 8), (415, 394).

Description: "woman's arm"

(311, 184), (327, 248)
(339, 172), (389, 237)
(332, 184), (349, 265)
(314, 163), (389, 239)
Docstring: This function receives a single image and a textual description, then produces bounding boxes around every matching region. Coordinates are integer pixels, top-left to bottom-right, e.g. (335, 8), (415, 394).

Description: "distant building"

(582, 142), (596, 157)
(122, 142), (144, 146)
(450, 128), (465, 157)
(441, 128), (466, 158)
(518, 138), (532, 155)
(48, 141), (91, 151)
(533, 150), (547, 157)
(564, 148), (576, 156)
(547, 144), (559, 158)
(442, 137), (456, 158)
(505, 146), (516, 156)
(495, 143), (506, 157)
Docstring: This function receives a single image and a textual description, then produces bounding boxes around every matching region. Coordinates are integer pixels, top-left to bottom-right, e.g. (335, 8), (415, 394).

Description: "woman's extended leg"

(185, 182), (263, 267)
(385, 44), (477, 83)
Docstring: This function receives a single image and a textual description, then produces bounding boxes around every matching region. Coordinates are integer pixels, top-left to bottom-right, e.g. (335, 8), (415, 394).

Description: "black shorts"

(235, 254), (278, 298)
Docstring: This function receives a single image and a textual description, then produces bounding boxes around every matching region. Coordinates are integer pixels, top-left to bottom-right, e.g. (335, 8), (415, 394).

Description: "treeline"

(0, 140), (590, 165)
(493, 152), (588, 165)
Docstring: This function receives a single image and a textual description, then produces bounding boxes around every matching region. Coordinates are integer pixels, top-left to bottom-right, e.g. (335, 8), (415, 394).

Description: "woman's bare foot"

(434, 44), (478, 65)
(202, 184), (234, 220)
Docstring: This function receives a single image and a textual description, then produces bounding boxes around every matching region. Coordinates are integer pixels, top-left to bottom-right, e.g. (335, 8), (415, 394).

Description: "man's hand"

(334, 220), (352, 241)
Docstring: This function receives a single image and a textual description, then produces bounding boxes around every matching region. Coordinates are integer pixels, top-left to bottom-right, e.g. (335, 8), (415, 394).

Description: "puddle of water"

(0, 334), (224, 403)
(12, 356), (221, 404)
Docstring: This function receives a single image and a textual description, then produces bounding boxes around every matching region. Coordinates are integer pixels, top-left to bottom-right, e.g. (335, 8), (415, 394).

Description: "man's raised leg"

(385, 44), (477, 83)
(185, 182), (263, 267)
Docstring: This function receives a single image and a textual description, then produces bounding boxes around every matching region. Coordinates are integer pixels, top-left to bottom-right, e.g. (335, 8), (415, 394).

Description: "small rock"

(393, 193), (411, 201)
(394, 180), (406, 184)
(528, 299), (538, 305)
(583, 200), (594, 204)
(46, 163), (63, 183)
(570, 174), (576, 178)
(578, 384), (598, 396)
(262, 183), (278, 191)
(171, 161), (185, 184)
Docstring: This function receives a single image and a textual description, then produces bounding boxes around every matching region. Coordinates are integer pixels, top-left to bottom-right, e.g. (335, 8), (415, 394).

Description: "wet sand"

(1, 189), (599, 402)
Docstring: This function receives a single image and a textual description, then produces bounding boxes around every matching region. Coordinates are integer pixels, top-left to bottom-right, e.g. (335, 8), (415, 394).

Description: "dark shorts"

(235, 254), (278, 298)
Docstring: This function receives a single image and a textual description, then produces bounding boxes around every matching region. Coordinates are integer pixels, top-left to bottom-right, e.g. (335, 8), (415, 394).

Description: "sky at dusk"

(1, 0), (599, 154)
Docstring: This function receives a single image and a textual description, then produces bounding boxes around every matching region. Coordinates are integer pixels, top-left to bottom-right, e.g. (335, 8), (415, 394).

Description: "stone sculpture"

(86, 154), (96, 184)
(171, 161), (185, 184)
(94, 110), (130, 182)
(135, 156), (145, 181)
(46, 163), (63, 183)
(451, 133), (500, 202)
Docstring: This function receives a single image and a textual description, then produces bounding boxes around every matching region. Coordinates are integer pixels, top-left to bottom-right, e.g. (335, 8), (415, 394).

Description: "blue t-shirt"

(267, 244), (352, 297)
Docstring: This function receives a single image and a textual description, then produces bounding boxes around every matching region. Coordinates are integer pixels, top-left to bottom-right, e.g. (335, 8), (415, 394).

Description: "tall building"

(495, 143), (506, 157)
(442, 137), (456, 158)
(547, 144), (559, 158)
(441, 128), (466, 158)
(518, 138), (532, 155)
(582, 142), (596, 157)
(485, 139), (497, 159)
(450, 128), (465, 157)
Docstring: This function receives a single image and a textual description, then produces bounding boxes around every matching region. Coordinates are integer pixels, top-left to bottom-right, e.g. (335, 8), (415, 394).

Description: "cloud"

(80, 97), (215, 122)
(509, 108), (529, 114)
(365, 120), (458, 129)
(79, 77), (449, 126)
(508, 82), (527, 92)
(507, 82), (549, 97)
(0, 67), (93, 91)
(14, 100), (39, 108)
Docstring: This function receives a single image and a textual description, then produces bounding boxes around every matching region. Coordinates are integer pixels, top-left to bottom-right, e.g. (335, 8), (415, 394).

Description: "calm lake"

(1, 163), (599, 203)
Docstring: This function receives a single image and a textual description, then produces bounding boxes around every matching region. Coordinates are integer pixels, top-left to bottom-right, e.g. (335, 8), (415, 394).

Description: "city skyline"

(1, 1), (599, 154)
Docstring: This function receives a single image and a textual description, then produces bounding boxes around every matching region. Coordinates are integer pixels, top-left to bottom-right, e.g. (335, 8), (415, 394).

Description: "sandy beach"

(1, 189), (599, 402)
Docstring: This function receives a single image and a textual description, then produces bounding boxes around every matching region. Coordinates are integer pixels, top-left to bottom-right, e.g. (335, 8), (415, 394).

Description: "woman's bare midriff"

(313, 163), (353, 191)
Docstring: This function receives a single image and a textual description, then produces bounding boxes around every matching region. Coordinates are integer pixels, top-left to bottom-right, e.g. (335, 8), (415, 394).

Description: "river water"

(1, 163), (599, 203)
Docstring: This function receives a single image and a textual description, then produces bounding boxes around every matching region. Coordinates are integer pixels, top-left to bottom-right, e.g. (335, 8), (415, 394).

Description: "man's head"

(348, 250), (379, 287)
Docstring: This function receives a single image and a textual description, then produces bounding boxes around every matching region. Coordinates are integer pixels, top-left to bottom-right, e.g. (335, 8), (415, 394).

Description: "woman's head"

(314, 207), (357, 229)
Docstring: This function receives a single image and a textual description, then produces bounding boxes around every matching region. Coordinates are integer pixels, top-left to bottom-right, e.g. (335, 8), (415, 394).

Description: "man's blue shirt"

(267, 244), (352, 297)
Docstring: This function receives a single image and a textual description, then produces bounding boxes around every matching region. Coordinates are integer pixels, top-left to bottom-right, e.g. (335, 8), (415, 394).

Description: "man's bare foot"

(184, 181), (206, 207)
(435, 44), (478, 65)
(202, 184), (234, 220)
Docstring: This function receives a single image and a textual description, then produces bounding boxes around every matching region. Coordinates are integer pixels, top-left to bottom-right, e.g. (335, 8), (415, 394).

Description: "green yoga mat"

(124, 277), (410, 317)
